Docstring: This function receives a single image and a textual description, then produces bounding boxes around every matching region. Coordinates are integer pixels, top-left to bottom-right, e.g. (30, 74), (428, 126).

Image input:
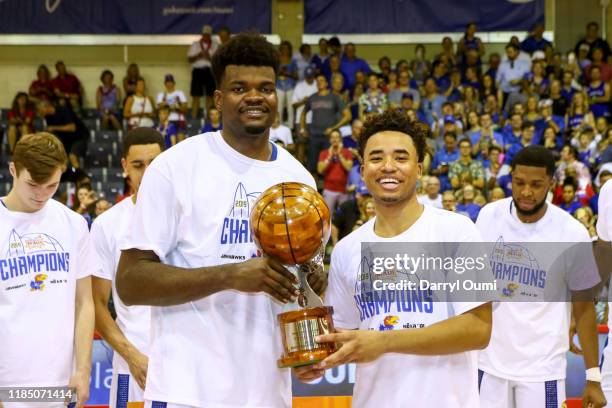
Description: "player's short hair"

(12, 132), (67, 183)
(123, 127), (165, 158)
(511, 145), (556, 177)
(359, 108), (428, 163)
(212, 32), (280, 88)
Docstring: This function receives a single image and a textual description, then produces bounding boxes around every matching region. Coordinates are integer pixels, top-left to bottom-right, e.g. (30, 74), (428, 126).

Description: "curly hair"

(211, 32), (280, 88)
(359, 108), (429, 163)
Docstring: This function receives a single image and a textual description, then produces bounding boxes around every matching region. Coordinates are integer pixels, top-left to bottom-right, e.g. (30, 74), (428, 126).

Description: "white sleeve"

(178, 91), (188, 103)
(89, 220), (114, 281)
(156, 92), (164, 105)
(75, 217), (92, 279)
(291, 87), (302, 104)
(283, 127), (293, 145)
(187, 42), (199, 57)
(121, 165), (180, 262)
(324, 245), (360, 329)
(597, 181), (611, 241)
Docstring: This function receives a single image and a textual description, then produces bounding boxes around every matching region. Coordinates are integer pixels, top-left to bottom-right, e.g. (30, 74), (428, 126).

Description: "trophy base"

(277, 306), (337, 368)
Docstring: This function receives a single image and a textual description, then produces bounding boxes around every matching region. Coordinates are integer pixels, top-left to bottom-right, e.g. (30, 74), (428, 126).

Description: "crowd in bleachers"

(0, 22), (611, 240)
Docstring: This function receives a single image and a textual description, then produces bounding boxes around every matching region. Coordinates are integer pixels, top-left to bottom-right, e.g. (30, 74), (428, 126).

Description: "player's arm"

(92, 277), (148, 389)
(572, 300), (607, 407)
(70, 276), (95, 408)
(116, 249), (298, 306)
(315, 303), (491, 369)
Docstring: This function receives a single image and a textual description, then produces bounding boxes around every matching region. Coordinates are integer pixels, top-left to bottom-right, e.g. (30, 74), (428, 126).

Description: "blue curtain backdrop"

(305, 0), (545, 33)
(0, 0), (271, 34)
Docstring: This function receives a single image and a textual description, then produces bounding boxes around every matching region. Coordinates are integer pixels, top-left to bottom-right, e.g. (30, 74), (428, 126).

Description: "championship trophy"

(250, 182), (338, 368)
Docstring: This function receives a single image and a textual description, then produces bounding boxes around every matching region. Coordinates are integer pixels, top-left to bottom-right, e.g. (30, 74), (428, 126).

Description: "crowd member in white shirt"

(0, 133), (93, 408)
(156, 74), (188, 141)
(187, 25), (218, 118)
(291, 66), (318, 129)
(476, 145), (605, 408)
(597, 179), (612, 403)
(269, 113), (294, 153)
(296, 108), (492, 407)
(417, 175), (443, 208)
(116, 33), (325, 408)
(91, 128), (164, 408)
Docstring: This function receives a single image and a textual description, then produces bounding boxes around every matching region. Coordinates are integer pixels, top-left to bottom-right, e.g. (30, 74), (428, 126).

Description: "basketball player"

(597, 179), (612, 402)
(91, 128), (164, 408)
(0, 133), (93, 408)
(297, 109), (493, 407)
(116, 33), (321, 408)
(475, 146), (605, 408)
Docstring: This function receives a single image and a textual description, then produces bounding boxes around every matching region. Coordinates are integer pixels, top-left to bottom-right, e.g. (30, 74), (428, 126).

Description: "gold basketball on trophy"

(250, 182), (331, 265)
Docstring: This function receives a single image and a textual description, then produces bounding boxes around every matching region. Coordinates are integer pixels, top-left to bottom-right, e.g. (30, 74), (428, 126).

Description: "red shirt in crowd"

(319, 148), (353, 193)
(29, 79), (54, 101)
(7, 108), (35, 132)
(52, 73), (81, 96)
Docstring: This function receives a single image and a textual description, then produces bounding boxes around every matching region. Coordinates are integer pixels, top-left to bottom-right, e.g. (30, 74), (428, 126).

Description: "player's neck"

(221, 129), (272, 161)
(373, 195), (424, 238)
(3, 190), (38, 213)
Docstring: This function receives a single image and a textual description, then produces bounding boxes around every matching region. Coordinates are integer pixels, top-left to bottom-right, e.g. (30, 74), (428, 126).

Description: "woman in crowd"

(29, 64), (54, 103)
(96, 69), (122, 130)
(359, 73), (388, 119)
(123, 77), (155, 129)
(566, 92), (595, 132)
(7, 92), (35, 154)
(122, 63), (140, 102)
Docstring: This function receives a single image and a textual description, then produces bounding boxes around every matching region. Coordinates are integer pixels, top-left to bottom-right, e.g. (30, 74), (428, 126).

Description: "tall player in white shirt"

(597, 179), (612, 403)
(116, 33), (325, 408)
(0, 133), (94, 408)
(91, 128), (164, 408)
(296, 109), (493, 407)
(476, 145), (605, 408)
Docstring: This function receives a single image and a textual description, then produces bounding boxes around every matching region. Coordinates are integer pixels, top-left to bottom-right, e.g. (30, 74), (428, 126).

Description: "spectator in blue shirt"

(471, 112), (504, 154)
(496, 43), (531, 111)
(431, 131), (460, 192)
(520, 22), (552, 55)
(559, 178), (583, 215)
(420, 78), (447, 126)
(502, 112), (524, 149)
(505, 122), (536, 164)
(340, 43), (371, 90)
(456, 184), (481, 222)
(431, 61), (451, 94)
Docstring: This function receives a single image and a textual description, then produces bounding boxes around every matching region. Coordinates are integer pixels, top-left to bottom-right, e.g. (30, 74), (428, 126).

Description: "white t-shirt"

(595, 180), (612, 332)
(476, 197), (599, 382)
(156, 90), (187, 122)
(417, 193), (443, 209)
(269, 125), (294, 146)
(187, 39), (218, 69)
(325, 205), (486, 408)
(90, 197), (150, 374)
(291, 79), (317, 125)
(121, 131), (315, 408)
(0, 199), (90, 388)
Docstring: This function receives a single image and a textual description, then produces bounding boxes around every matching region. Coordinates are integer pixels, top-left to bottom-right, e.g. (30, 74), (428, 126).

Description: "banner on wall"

(0, 0), (270, 34)
(305, 0), (544, 34)
(89, 336), (600, 405)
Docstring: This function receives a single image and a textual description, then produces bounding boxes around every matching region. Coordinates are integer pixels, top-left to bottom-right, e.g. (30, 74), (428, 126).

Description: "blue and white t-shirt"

(325, 205), (486, 408)
(121, 131), (315, 407)
(0, 198), (91, 388)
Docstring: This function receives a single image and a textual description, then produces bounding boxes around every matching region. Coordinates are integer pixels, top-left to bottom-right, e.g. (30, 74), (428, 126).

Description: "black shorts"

(190, 67), (216, 97)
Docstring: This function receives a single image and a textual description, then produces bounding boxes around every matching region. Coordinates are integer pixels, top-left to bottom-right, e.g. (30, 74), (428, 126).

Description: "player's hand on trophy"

(315, 329), (385, 369)
(230, 257), (299, 303)
(127, 350), (149, 390)
(306, 267), (328, 296)
(293, 365), (326, 383)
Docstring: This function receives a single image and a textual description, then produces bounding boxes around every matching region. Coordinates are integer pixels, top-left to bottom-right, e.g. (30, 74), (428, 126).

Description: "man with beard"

(116, 33), (324, 408)
(476, 146), (605, 408)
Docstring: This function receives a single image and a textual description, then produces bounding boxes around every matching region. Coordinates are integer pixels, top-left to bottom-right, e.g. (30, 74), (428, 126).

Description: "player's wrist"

(586, 367), (602, 382)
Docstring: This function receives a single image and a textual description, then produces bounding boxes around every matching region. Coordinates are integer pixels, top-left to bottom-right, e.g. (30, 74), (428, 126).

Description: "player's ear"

(8, 162), (16, 178)
(214, 90), (223, 113)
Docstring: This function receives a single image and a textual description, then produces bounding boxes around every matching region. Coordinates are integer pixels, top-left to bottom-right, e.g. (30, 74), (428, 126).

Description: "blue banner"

(89, 335), (603, 404)
(0, 0), (270, 34)
(305, 0), (544, 34)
